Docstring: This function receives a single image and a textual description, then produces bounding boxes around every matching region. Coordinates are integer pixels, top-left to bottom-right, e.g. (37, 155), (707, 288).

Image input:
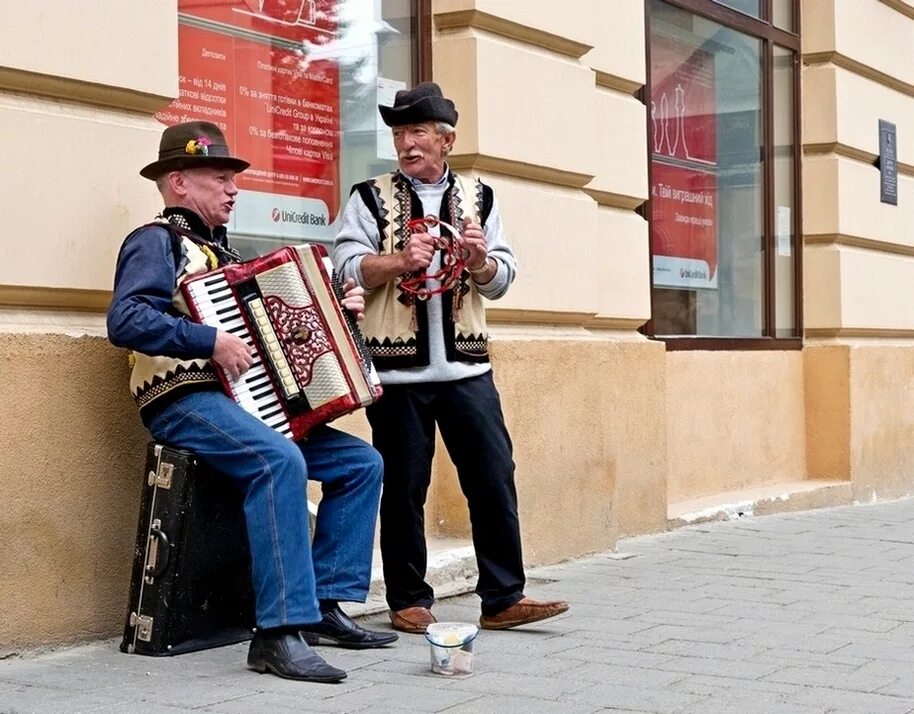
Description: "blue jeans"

(144, 390), (383, 629)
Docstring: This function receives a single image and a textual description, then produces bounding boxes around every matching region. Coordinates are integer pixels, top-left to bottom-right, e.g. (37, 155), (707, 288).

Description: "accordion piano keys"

(184, 274), (294, 437)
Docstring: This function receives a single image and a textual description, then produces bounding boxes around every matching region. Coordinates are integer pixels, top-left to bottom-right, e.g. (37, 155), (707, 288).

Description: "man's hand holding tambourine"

(461, 219), (487, 271)
(400, 231), (437, 273)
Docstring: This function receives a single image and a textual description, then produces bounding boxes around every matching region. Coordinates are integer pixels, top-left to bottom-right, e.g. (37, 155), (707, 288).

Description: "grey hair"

(436, 122), (456, 155)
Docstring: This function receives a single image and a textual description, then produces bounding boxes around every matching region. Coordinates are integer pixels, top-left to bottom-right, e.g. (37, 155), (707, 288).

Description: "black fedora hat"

(140, 121), (250, 180)
(378, 82), (458, 128)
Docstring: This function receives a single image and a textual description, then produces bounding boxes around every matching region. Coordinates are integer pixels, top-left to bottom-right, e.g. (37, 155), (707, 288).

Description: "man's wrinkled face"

(179, 167), (238, 228)
(393, 122), (453, 183)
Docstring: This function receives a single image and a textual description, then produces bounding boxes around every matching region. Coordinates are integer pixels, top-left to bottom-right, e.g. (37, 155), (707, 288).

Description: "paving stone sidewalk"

(4, 498), (914, 713)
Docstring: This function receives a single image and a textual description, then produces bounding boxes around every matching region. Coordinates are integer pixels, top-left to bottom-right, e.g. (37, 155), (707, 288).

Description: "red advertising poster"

(649, 35), (718, 289)
(156, 0), (340, 240)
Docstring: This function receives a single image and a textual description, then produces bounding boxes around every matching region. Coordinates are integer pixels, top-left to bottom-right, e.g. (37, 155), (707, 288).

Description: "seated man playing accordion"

(107, 120), (395, 684)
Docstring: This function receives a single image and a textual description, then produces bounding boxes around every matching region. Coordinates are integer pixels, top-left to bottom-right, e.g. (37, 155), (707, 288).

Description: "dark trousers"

(366, 371), (526, 616)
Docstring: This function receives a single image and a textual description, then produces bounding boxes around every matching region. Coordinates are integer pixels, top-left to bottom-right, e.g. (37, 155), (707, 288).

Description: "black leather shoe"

(300, 606), (399, 649)
(247, 630), (347, 682)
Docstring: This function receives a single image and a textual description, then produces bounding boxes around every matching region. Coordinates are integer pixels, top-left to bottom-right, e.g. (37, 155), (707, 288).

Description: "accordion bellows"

(181, 244), (382, 440)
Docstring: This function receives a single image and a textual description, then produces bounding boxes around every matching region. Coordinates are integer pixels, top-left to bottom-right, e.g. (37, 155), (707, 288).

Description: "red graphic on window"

(156, 0), (341, 227)
(649, 35), (718, 289)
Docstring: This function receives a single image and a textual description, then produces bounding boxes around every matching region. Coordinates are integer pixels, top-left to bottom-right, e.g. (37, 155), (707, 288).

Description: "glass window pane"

(714, 0), (761, 19)
(157, 0), (418, 258)
(773, 46), (796, 337)
(772, 0), (795, 32)
(649, 0), (764, 337)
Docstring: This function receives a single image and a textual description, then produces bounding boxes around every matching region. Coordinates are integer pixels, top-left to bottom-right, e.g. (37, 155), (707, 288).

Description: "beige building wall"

(0, 1), (180, 650)
(802, 0), (914, 499)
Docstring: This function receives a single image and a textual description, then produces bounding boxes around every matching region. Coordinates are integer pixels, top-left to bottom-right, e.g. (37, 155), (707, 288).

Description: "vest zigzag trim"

(134, 361), (219, 408)
(365, 336), (419, 359)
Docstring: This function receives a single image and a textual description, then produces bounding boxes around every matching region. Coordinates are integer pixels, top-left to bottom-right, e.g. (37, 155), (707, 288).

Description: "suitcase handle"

(144, 521), (171, 581)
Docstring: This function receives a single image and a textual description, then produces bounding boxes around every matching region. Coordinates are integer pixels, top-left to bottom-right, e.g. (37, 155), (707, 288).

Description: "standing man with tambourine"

(108, 121), (397, 684)
(333, 83), (569, 635)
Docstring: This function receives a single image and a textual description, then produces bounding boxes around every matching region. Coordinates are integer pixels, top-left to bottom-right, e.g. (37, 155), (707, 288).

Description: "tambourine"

(398, 215), (468, 301)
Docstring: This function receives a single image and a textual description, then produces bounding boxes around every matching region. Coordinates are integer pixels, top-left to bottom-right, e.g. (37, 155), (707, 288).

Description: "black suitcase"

(121, 443), (256, 656)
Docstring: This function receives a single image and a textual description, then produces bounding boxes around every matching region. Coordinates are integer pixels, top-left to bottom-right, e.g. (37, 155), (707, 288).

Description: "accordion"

(181, 244), (382, 440)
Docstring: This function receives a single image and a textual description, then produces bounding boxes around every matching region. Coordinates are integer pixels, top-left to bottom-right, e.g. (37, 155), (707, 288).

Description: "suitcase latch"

(129, 612), (154, 642)
(148, 461), (174, 489)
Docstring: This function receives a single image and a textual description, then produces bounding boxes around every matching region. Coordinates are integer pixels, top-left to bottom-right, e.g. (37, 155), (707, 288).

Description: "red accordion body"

(181, 244), (382, 440)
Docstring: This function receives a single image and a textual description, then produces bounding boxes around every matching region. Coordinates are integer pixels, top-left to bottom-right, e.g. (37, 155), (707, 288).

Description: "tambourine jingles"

(398, 215), (469, 301)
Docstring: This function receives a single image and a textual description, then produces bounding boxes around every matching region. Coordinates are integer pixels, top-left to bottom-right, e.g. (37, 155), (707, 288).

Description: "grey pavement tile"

(559, 617), (656, 638)
(310, 681), (478, 713)
(84, 705), (205, 714)
(841, 593), (914, 612)
(204, 689), (375, 714)
(92, 672), (264, 709)
(560, 661), (685, 689)
(863, 605), (914, 622)
(562, 601), (653, 619)
(783, 612), (905, 633)
(879, 678), (914, 699)
(564, 680), (705, 712)
(781, 590), (872, 608)
(630, 624), (753, 646)
(692, 585), (803, 607)
(344, 652), (450, 679)
(458, 650), (580, 678)
(0, 684), (124, 714)
(551, 634), (676, 654)
(647, 653), (784, 681)
(643, 639), (766, 662)
(625, 608), (742, 626)
(830, 639), (914, 662)
(762, 664), (898, 693)
(350, 665), (452, 688)
(666, 673), (806, 698)
(789, 687), (914, 714)
(742, 631), (858, 655)
(437, 694), (601, 714)
(466, 631), (578, 657)
(749, 648), (872, 670)
(675, 690), (825, 714)
(0, 660), (152, 694)
(551, 645), (675, 669)
(613, 596), (739, 616)
(705, 600), (810, 624)
(310, 645), (402, 671)
(445, 670), (583, 700)
(857, 658), (914, 681)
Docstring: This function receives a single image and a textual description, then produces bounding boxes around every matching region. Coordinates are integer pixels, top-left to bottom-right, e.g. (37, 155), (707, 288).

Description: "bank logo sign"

(271, 207), (328, 225)
(235, 191), (334, 240)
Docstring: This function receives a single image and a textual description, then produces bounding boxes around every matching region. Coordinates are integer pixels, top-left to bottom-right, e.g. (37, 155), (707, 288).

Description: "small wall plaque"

(879, 119), (898, 205)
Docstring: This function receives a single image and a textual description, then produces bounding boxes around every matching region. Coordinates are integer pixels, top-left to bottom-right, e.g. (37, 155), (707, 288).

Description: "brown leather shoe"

(389, 606), (437, 634)
(479, 597), (569, 630)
